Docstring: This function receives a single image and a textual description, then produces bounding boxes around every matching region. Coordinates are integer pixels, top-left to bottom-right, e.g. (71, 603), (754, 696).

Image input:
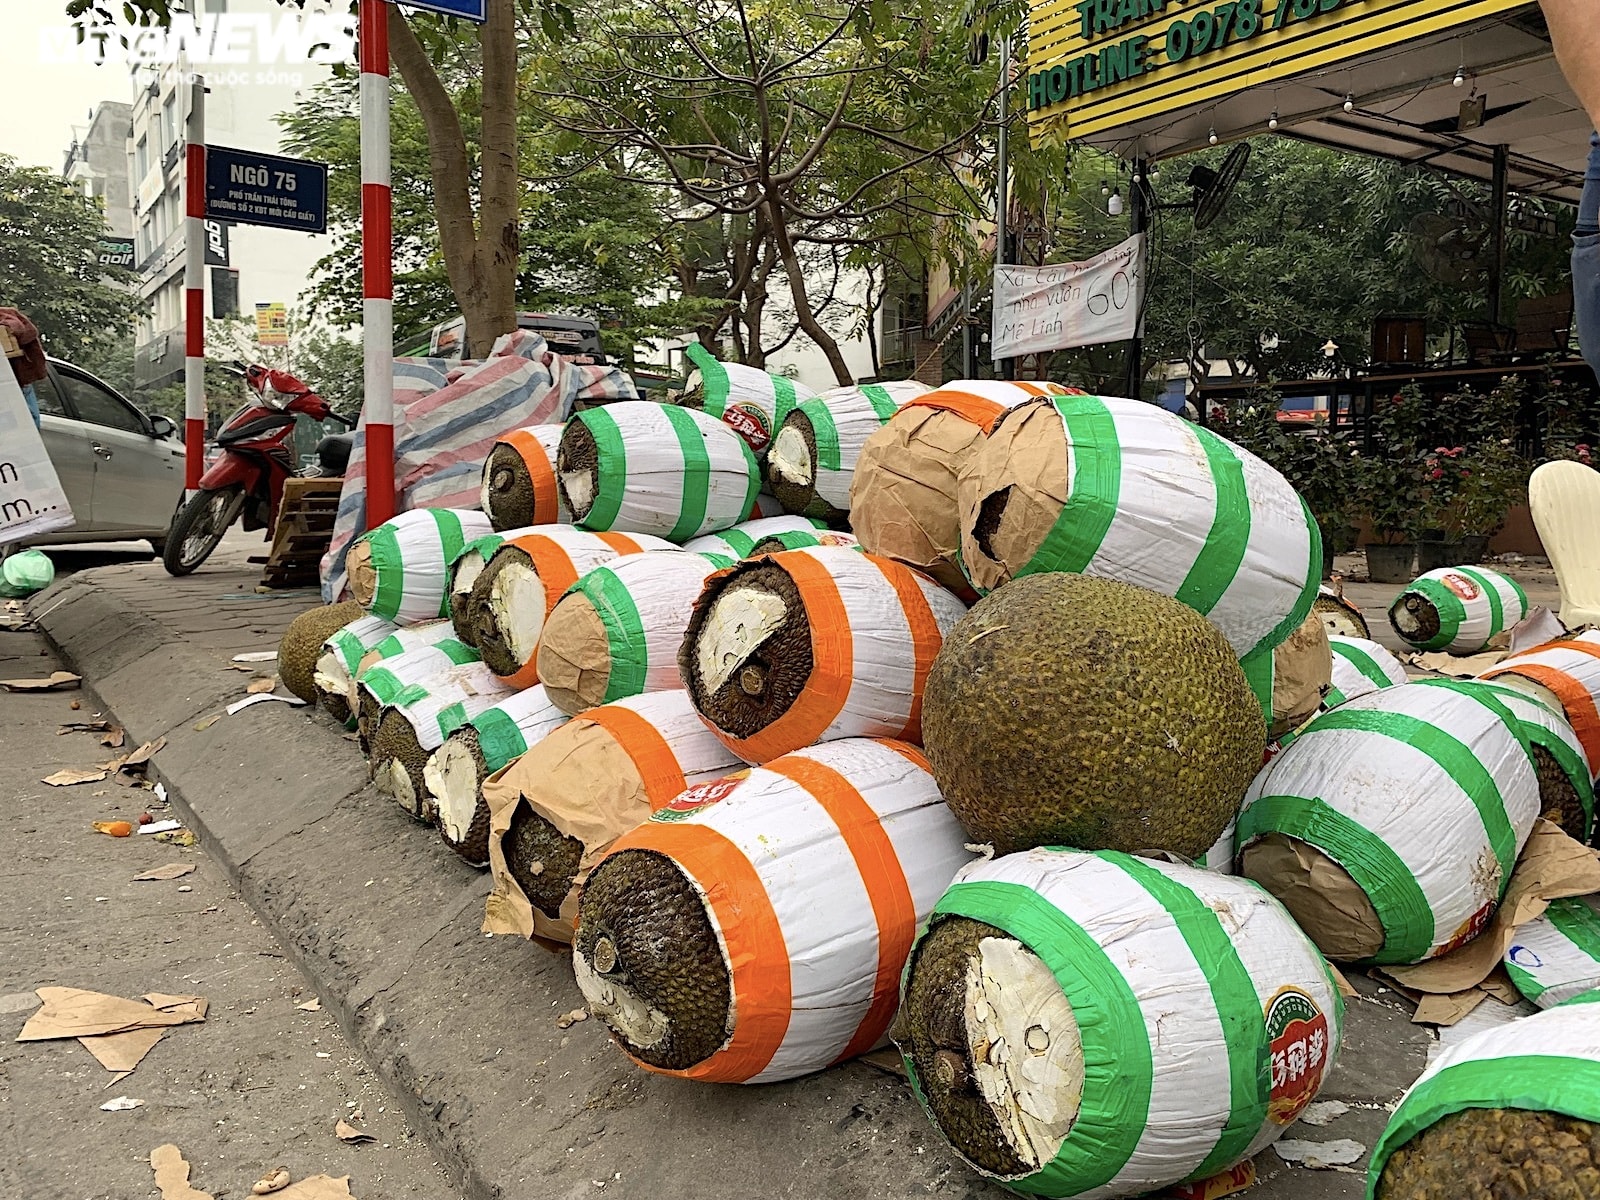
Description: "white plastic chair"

(1529, 459), (1600, 629)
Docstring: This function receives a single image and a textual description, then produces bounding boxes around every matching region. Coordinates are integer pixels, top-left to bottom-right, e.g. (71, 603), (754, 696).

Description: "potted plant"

(1354, 454), (1425, 583)
(1445, 441), (1531, 562)
(1415, 445), (1468, 572)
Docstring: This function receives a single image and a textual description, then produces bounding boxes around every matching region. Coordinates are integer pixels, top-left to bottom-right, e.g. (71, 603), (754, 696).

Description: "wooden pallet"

(257, 477), (344, 591)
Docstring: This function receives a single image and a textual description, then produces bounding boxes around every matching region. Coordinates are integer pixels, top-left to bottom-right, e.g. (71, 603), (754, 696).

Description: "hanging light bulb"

(1453, 66), (1467, 87)
(1208, 126), (1219, 145)
(1100, 180), (1111, 197)
(1322, 338), (1339, 358)
(1148, 161), (1161, 180)
(1343, 93), (1355, 112)
(1268, 109), (1279, 131)
(1107, 187), (1124, 216)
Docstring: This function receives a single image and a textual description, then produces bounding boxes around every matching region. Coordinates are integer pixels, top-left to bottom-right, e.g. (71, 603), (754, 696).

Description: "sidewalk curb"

(33, 572), (997, 1200)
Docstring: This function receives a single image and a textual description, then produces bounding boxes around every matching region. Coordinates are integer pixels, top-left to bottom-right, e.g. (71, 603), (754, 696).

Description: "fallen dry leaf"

(58, 721), (112, 735)
(93, 820), (134, 837)
(155, 829), (198, 847)
(247, 677), (278, 695)
(101, 727), (125, 748)
(133, 864), (196, 882)
(121, 737), (168, 772)
(334, 1119), (375, 1144)
(194, 714), (223, 732)
(44, 768), (108, 787)
(1, 671), (82, 691)
(151, 1143), (213, 1200)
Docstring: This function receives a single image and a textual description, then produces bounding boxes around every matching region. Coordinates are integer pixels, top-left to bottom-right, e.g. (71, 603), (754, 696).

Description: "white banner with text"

(0, 368), (74, 546)
(992, 233), (1146, 359)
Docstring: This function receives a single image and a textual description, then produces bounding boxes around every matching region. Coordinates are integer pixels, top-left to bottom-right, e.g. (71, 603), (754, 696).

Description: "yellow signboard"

(1026, 0), (1525, 142)
(255, 302), (289, 347)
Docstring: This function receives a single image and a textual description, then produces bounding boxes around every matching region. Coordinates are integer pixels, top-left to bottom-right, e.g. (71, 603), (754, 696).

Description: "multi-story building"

(63, 101), (135, 274)
(127, 0), (333, 390)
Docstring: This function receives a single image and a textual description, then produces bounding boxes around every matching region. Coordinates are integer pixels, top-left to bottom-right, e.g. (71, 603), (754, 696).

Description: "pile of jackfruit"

(274, 353), (1600, 1199)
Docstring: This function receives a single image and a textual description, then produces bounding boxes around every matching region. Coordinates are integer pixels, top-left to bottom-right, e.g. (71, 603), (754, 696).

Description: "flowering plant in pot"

(1441, 441), (1530, 562)
(1354, 453), (1425, 583)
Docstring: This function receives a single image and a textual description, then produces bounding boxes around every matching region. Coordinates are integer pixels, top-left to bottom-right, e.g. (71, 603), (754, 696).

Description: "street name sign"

(204, 146), (328, 234)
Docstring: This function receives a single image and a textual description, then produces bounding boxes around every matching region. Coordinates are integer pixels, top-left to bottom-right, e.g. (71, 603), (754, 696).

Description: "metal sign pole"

(360, 0), (395, 529)
(183, 75), (206, 492)
(995, 34), (1012, 381)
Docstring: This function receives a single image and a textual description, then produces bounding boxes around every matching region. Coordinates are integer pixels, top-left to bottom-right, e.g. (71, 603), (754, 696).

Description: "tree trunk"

(768, 203), (853, 385)
(470, 0), (520, 356)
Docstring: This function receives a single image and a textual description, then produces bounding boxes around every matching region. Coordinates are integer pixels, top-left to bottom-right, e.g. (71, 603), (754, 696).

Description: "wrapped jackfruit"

(479, 424), (568, 532)
(311, 613), (399, 728)
(345, 507), (495, 624)
(897, 847), (1342, 1197)
(574, 737), (976, 1082)
(1389, 565), (1529, 655)
(1504, 896), (1600, 1009)
(681, 514), (827, 562)
(1325, 635), (1408, 709)
(1481, 630), (1600, 780)
(678, 342), (817, 459)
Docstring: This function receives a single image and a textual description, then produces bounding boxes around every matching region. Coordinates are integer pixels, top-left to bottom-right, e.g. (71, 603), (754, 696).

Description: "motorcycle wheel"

(162, 485), (246, 577)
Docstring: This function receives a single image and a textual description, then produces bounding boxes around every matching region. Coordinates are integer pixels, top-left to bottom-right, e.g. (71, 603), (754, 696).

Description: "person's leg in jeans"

(1576, 133), (1600, 380)
(19, 382), (39, 428)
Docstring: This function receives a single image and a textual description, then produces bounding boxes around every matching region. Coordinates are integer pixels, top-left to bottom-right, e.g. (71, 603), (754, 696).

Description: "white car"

(30, 357), (186, 553)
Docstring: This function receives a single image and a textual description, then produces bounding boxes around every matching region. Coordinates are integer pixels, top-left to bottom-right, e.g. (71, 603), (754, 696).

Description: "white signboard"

(0, 368), (74, 546)
(992, 233), (1146, 360)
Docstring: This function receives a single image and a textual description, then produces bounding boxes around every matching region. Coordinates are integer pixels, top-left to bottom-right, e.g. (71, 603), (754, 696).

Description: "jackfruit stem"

(932, 1049), (972, 1094)
(738, 663), (768, 697)
(592, 935), (619, 975)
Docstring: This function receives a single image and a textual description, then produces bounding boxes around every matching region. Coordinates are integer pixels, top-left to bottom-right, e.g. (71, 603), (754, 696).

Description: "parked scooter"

(161, 362), (353, 576)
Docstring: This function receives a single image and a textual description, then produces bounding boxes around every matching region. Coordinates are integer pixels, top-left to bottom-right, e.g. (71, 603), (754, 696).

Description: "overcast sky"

(1, 6), (136, 171)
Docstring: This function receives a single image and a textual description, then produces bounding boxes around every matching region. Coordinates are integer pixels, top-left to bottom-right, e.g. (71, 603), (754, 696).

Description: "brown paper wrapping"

(1382, 820), (1600, 1012)
(849, 407), (986, 595)
(1240, 833), (1386, 961)
(535, 592), (616, 715)
(481, 716), (658, 945)
(1271, 613), (1332, 738)
(955, 400), (1066, 595)
(346, 539), (377, 608)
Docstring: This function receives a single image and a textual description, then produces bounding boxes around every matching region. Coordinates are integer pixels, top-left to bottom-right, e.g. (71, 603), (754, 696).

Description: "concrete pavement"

(11, 538), (1531, 1199)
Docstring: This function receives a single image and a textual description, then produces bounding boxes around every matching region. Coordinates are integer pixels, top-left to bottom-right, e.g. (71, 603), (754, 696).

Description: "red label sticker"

(652, 773), (747, 822)
(723, 403), (772, 452)
(1436, 901), (1495, 956)
(1442, 572), (1481, 602)
(1265, 987), (1331, 1125)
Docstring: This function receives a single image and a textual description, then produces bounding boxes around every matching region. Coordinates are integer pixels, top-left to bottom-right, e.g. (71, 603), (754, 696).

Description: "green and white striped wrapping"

(374, 662), (516, 819)
(1365, 995), (1600, 1199)
(1389, 566), (1529, 655)
(359, 638), (482, 711)
(313, 614), (399, 728)
(1325, 635), (1408, 708)
(1463, 678), (1594, 839)
(424, 685), (571, 853)
(1504, 896), (1600, 1008)
(682, 515), (828, 560)
(748, 529), (862, 555)
(1239, 680), (1541, 964)
(361, 619), (460, 674)
(912, 848), (1342, 1198)
(963, 395), (1321, 663)
(767, 381), (930, 517)
(540, 551), (726, 713)
(561, 401), (761, 541)
(682, 342), (818, 456)
(352, 508), (494, 624)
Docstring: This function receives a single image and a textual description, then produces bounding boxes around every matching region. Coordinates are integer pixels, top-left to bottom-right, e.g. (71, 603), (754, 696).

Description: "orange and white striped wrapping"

(581, 737), (977, 1083)
(481, 424), (568, 530)
(480, 525), (678, 688)
(1481, 631), (1600, 779)
(684, 546), (969, 764)
(904, 379), (1078, 433)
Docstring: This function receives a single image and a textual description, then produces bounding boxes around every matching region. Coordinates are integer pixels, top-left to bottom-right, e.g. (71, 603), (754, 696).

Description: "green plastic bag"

(0, 549), (54, 598)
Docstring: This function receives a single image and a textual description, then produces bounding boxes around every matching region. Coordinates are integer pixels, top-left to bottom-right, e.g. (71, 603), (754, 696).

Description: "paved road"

(0, 629), (462, 1200)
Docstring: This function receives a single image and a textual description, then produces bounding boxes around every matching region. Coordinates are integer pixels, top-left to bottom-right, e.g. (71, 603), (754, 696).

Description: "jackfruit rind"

(679, 546), (969, 765)
(480, 424), (567, 531)
(576, 737), (974, 1082)
(1504, 896), (1600, 1009)
(277, 602), (366, 704)
(1376, 1107), (1600, 1200)
(921, 572), (1263, 859)
(1315, 586), (1371, 639)
(537, 551), (725, 714)
(1465, 678), (1594, 841)
(1388, 566), (1530, 655)
(1481, 631), (1600, 780)
(1366, 992), (1600, 1200)
(314, 613), (399, 727)
(960, 395), (1322, 662)
(765, 381), (929, 522)
(349, 507), (495, 624)
(1325, 635), (1408, 709)
(899, 848), (1342, 1197)
(679, 342), (817, 458)
(558, 401), (761, 541)
(371, 662), (514, 819)
(1239, 679), (1542, 964)
(681, 514), (826, 560)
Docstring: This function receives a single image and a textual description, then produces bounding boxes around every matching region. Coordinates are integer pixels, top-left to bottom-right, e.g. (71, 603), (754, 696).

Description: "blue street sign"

(204, 146), (328, 234)
(395, 0), (486, 20)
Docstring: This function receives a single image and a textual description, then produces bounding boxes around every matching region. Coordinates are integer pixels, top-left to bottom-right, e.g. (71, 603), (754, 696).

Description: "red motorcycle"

(162, 362), (354, 576)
